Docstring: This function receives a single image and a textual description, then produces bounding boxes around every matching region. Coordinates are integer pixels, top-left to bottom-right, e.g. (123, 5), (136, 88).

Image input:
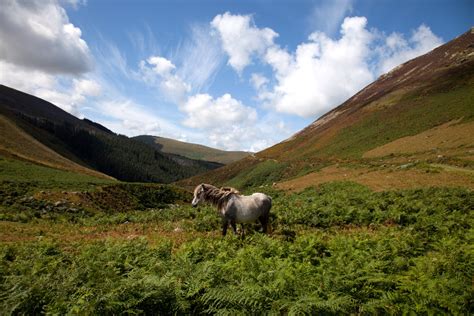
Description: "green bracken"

(1, 181), (473, 314)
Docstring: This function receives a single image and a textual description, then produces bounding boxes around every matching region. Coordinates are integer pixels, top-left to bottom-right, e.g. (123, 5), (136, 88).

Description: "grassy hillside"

(134, 135), (250, 164)
(0, 157), (114, 186)
(0, 85), (221, 183)
(0, 114), (113, 180)
(180, 28), (474, 191)
(309, 74), (474, 159)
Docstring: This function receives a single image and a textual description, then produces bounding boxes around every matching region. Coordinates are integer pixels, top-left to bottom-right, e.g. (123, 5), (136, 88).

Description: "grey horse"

(192, 183), (272, 236)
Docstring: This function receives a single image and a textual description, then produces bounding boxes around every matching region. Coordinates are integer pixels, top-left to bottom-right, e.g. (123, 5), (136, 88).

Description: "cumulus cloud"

(377, 24), (443, 74)
(36, 78), (101, 115)
(181, 93), (275, 151)
(0, 0), (93, 74)
(212, 13), (376, 117)
(140, 55), (191, 104)
(0, 0), (99, 117)
(182, 93), (257, 129)
(213, 13), (443, 119)
(0, 61), (56, 93)
(250, 73), (269, 91)
(264, 16), (375, 117)
(74, 78), (101, 97)
(147, 56), (176, 76)
(211, 12), (278, 73)
(0, 59), (101, 116)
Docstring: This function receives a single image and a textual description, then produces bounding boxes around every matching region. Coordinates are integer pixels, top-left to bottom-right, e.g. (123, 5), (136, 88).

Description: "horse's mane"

(200, 184), (240, 210)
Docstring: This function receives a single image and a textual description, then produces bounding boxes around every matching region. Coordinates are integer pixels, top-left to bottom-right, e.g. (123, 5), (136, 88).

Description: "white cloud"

(181, 93), (277, 151)
(0, 59), (101, 116)
(94, 40), (133, 84)
(36, 78), (101, 116)
(73, 78), (101, 97)
(0, 0), (100, 118)
(176, 24), (225, 92)
(177, 93), (293, 151)
(94, 98), (200, 143)
(377, 24), (443, 74)
(147, 56), (176, 77)
(182, 93), (257, 129)
(139, 55), (191, 104)
(97, 100), (161, 136)
(0, 0), (93, 75)
(211, 12), (278, 73)
(262, 16), (375, 117)
(61, 0), (87, 10)
(212, 13), (443, 120)
(250, 73), (269, 91)
(264, 46), (292, 76)
(0, 60), (56, 93)
(210, 13), (376, 117)
(160, 76), (191, 104)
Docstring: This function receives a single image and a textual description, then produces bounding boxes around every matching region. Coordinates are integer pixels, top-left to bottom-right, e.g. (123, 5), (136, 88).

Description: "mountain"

(0, 85), (222, 183)
(133, 135), (250, 164)
(179, 28), (474, 191)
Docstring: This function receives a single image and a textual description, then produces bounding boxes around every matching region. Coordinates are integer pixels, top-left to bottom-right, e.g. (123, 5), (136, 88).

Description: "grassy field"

(0, 157), (114, 187)
(1, 177), (472, 314)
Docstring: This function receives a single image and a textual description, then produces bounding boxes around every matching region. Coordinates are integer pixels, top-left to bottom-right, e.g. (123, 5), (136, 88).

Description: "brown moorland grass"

(276, 164), (474, 192)
(0, 221), (220, 248)
(364, 120), (474, 158)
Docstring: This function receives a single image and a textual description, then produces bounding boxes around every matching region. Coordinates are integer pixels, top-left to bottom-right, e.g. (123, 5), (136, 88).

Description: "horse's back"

(229, 193), (271, 223)
(251, 192), (272, 209)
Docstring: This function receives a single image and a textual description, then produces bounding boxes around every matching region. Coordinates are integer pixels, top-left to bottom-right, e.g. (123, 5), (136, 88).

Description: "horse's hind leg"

(230, 220), (238, 235)
(259, 214), (268, 234)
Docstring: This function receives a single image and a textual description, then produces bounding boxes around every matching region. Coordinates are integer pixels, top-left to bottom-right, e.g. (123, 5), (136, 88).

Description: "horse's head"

(192, 183), (206, 207)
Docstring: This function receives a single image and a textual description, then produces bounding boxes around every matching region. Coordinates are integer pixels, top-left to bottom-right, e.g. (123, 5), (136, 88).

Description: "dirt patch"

(276, 164), (474, 192)
(363, 120), (474, 158)
(0, 221), (220, 247)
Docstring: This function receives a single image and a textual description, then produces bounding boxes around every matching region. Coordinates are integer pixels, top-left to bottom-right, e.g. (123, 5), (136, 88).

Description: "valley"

(1, 26), (473, 314)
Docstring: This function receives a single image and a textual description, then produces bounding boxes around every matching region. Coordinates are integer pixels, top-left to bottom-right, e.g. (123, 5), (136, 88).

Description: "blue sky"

(0, 0), (472, 151)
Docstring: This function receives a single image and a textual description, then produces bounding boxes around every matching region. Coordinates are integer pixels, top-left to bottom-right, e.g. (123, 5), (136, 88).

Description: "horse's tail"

(265, 194), (272, 212)
(261, 194), (272, 234)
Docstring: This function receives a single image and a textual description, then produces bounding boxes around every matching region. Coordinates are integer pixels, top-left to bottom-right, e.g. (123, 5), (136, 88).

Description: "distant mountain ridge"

(134, 135), (251, 165)
(0, 85), (222, 183)
(178, 28), (474, 190)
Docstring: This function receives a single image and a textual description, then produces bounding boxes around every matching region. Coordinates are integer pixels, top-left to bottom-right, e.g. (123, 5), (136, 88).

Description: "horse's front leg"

(222, 219), (229, 236)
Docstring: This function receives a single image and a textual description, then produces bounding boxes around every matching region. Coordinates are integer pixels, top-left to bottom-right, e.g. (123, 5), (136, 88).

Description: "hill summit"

(133, 135), (250, 165)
